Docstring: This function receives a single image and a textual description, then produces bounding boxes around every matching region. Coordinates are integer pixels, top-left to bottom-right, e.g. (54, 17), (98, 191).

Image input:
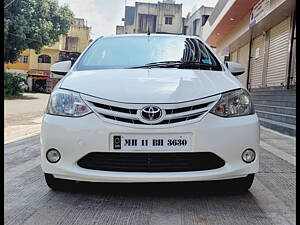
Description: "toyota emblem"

(141, 106), (162, 121)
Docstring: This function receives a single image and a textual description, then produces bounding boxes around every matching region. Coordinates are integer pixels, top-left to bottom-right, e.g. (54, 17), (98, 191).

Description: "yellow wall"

(45, 35), (66, 50)
(45, 19), (90, 52)
(4, 50), (30, 71)
(29, 49), (60, 71)
(67, 24), (91, 52)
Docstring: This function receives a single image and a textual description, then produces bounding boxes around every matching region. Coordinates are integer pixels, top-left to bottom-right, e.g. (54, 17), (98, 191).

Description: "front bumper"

(40, 112), (260, 183)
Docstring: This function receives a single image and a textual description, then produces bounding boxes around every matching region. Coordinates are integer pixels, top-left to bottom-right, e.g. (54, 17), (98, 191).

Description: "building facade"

(116, 0), (183, 35)
(5, 18), (91, 93)
(202, 0), (296, 136)
(183, 6), (214, 38)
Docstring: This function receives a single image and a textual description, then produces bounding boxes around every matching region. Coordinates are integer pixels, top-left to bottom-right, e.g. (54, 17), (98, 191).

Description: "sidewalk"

(260, 126), (296, 165)
(4, 93), (49, 144)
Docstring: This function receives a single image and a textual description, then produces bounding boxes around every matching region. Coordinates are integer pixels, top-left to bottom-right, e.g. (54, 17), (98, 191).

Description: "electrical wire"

(4, 0), (17, 9)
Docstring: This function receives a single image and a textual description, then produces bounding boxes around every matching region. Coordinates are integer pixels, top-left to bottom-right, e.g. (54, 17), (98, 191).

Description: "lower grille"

(77, 153), (225, 172)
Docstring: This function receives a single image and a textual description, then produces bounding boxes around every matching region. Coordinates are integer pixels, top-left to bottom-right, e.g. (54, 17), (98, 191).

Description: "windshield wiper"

(127, 61), (217, 70)
(145, 60), (182, 66)
(127, 61), (179, 69)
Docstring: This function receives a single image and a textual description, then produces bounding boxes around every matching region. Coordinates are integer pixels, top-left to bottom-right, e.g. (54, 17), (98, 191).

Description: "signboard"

(28, 70), (50, 77)
(249, 0), (270, 28)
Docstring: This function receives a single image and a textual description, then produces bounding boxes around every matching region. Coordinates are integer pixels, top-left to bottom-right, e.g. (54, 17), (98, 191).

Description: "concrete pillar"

(27, 76), (32, 92)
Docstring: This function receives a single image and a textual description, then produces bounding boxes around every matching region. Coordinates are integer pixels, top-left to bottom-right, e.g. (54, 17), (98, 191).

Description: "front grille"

(77, 152), (225, 172)
(81, 94), (218, 126)
(92, 102), (138, 114)
(165, 102), (211, 114)
(100, 111), (206, 125)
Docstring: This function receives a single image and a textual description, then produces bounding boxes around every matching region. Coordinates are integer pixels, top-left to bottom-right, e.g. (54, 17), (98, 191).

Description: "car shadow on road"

(5, 95), (39, 100)
(57, 180), (252, 198)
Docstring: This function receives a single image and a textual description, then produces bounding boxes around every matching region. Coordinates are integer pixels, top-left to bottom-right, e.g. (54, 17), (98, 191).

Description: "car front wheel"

(230, 174), (255, 192)
(44, 173), (75, 191)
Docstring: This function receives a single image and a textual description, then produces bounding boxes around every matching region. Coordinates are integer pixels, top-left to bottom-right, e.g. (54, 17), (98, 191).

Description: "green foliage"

(4, 0), (74, 63)
(4, 72), (26, 97)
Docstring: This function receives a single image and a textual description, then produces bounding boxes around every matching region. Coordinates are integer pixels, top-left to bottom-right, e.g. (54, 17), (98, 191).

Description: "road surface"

(4, 127), (295, 225)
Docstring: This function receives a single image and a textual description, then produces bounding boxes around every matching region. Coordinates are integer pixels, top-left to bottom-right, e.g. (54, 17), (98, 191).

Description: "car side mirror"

(225, 61), (245, 76)
(50, 61), (72, 76)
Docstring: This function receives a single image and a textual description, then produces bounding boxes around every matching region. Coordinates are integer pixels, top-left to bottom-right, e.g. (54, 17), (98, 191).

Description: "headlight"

(210, 89), (254, 117)
(46, 89), (92, 117)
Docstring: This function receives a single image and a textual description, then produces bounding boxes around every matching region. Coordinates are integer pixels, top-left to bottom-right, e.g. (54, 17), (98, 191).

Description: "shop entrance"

(32, 77), (47, 93)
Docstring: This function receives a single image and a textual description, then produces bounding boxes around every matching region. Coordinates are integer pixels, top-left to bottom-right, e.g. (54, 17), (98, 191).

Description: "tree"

(4, 0), (74, 63)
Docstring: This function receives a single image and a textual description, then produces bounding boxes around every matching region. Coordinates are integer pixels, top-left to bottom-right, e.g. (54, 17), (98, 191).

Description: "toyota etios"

(41, 34), (259, 191)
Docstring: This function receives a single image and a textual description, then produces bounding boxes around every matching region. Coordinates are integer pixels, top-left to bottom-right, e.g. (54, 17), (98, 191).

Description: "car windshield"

(75, 36), (222, 71)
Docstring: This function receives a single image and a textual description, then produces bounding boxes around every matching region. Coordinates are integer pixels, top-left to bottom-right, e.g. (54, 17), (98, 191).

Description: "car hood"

(60, 68), (243, 103)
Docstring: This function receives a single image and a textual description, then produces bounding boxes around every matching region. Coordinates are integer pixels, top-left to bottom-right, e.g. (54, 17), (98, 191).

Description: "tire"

(44, 173), (75, 191)
(229, 174), (255, 192)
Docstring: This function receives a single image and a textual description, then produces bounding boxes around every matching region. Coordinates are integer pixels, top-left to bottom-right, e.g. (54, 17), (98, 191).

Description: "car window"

(76, 36), (222, 70)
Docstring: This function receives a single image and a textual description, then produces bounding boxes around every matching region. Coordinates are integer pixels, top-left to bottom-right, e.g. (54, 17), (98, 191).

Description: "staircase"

(250, 86), (296, 136)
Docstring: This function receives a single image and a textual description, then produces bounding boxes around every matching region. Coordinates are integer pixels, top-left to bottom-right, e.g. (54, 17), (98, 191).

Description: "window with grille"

(38, 55), (51, 64)
(20, 56), (29, 64)
(165, 17), (173, 25)
(138, 14), (157, 33)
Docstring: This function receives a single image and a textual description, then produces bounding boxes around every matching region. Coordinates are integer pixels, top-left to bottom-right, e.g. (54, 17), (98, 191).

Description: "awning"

(206, 0), (260, 46)
(31, 76), (48, 80)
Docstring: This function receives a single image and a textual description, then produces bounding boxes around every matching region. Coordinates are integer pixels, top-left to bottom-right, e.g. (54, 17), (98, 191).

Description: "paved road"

(4, 127), (295, 225)
(4, 93), (50, 144)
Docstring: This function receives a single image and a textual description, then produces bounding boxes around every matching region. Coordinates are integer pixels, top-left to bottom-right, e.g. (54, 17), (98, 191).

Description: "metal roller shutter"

(249, 35), (265, 88)
(266, 17), (290, 86)
(237, 43), (250, 87)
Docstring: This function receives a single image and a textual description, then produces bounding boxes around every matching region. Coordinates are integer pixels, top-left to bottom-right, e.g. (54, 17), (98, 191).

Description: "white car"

(41, 34), (259, 191)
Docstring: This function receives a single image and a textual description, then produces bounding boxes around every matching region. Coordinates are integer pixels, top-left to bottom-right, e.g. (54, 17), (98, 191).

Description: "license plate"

(112, 134), (191, 151)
